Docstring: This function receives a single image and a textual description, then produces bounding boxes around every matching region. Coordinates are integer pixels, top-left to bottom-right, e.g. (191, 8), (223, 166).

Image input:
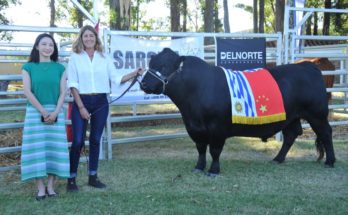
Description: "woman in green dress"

(21, 33), (70, 200)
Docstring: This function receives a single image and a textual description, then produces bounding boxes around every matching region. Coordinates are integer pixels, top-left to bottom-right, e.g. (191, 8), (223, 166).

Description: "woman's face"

(36, 37), (54, 59)
(82, 29), (96, 50)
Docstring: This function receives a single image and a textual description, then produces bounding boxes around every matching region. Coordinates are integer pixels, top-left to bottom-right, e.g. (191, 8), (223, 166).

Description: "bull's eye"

(155, 71), (162, 77)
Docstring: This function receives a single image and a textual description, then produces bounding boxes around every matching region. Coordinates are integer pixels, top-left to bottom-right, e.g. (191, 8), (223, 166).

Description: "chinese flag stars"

(256, 95), (269, 115)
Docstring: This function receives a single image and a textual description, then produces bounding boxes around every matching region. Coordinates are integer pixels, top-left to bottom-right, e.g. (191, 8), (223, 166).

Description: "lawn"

(0, 136), (347, 215)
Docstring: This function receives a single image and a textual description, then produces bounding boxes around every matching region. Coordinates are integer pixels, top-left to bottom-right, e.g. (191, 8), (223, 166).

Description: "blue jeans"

(69, 94), (109, 176)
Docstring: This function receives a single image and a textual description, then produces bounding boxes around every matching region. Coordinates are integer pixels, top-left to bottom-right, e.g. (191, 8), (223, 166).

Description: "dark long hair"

(28, 33), (59, 63)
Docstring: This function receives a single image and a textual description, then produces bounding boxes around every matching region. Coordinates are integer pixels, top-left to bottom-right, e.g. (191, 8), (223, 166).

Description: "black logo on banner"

(216, 38), (266, 70)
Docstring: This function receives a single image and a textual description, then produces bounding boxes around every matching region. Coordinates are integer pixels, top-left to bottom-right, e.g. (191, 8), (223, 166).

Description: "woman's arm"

(22, 70), (49, 118)
(70, 87), (90, 120)
(47, 71), (67, 122)
(120, 68), (144, 84)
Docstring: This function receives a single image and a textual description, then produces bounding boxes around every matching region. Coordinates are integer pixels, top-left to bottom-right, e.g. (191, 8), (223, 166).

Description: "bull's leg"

(273, 120), (302, 163)
(307, 117), (335, 167)
(192, 142), (207, 173)
(207, 139), (225, 176)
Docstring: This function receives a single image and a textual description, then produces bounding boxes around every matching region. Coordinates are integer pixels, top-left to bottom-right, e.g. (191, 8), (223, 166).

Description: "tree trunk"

(109, 0), (131, 30)
(214, 0), (221, 32)
(49, 0), (55, 27)
(182, 0), (187, 32)
(322, 0), (331, 35)
(135, 0), (140, 31)
(49, 0), (56, 36)
(334, 0), (343, 32)
(259, 0), (264, 33)
(170, 0), (181, 32)
(223, 0), (230, 33)
(204, 0), (214, 44)
(77, 0), (83, 28)
(253, 0), (258, 33)
(275, 0), (285, 33)
(305, 12), (312, 35)
(313, 11), (318, 35)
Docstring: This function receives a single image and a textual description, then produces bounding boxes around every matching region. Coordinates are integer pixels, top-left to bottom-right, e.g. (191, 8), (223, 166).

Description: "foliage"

(57, 0), (93, 28)
(304, 0), (347, 35)
(236, 0), (347, 35)
(0, 0), (20, 40)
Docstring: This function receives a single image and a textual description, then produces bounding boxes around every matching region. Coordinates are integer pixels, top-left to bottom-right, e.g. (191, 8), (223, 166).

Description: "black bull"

(140, 48), (336, 175)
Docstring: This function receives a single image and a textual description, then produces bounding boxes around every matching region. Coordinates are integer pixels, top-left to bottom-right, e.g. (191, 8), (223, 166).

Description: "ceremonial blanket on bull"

(222, 67), (286, 125)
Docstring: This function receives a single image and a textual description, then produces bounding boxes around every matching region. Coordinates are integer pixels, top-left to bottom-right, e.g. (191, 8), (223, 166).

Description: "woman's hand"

(41, 109), (51, 123)
(136, 68), (145, 76)
(79, 106), (91, 120)
(46, 112), (58, 123)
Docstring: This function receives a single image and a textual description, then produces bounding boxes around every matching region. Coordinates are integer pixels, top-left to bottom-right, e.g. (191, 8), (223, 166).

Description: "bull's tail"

(315, 137), (325, 161)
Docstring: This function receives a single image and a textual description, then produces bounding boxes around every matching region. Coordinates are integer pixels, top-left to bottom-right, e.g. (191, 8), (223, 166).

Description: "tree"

(223, 0), (230, 33)
(203, 0), (214, 32)
(57, 0), (93, 28)
(333, 0), (348, 35)
(275, 0), (285, 33)
(204, 0), (214, 44)
(305, 0), (322, 35)
(170, 0), (181, 32)
(0, 0), (20, 40)
(259, 0), (265, 33)
(49, 0), (56, 37)
(181, 0), (187, 32)
(322, 0), (331, 35)
(214, 0), (223, 32)
(186, 0), (202, 32)
(109, 0), (131, 30)
(253, 0), (258, 32)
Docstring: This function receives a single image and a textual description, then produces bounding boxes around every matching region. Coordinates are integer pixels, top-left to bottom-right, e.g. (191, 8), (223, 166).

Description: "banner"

(109, 35), (204, 103)
(215, 38), (266, 70)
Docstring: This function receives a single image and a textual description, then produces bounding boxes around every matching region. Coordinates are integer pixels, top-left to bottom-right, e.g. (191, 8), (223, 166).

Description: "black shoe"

(46, 187), (59, 197)
(67, 177), (78, 192)
(36, 193), (46, 201)
(88, 175), (106, 188)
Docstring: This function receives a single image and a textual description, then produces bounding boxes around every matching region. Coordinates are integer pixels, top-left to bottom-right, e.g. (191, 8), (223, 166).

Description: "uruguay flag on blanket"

(222, 68), (286, 125)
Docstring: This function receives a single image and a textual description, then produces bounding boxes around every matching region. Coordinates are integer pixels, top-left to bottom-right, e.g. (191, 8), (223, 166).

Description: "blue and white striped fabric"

(21, 104), (70, 181)
(223, 67), (259, 118)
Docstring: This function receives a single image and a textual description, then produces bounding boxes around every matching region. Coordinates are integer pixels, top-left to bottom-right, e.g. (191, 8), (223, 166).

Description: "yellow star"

(260, 105), (267, 113)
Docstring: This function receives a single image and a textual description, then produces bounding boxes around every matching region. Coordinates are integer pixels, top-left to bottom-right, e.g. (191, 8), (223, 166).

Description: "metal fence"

(2, 16), (347, 171)
(283, 6), (348, 129)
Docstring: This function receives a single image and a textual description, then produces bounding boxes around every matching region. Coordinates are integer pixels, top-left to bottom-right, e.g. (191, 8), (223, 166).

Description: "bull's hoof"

(205, 172), (219, 177)
(192, 168), (204, 174)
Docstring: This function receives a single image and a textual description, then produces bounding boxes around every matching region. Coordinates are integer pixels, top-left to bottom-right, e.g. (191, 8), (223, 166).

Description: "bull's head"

(140, 48), (183, 95)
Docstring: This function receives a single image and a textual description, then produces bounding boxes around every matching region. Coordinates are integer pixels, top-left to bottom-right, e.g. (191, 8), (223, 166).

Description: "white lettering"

(220, 51), (263, 60)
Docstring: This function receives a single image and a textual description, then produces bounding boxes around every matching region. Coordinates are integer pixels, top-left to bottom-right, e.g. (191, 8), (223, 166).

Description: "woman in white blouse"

(67, 25), (143, 192)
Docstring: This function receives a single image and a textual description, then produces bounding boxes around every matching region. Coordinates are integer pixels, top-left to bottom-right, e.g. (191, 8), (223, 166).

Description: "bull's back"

(268, 62), (328, 115)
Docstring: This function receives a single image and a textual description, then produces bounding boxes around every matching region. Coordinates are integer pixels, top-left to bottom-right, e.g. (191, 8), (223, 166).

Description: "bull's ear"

(174, 56), (185, 70)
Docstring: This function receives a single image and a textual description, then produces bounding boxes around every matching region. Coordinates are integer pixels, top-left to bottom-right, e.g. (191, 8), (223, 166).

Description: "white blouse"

(67, 51), (122, 94)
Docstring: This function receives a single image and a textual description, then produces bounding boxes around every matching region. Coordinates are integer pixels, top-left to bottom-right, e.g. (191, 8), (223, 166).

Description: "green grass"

(1, 137), (347, 215)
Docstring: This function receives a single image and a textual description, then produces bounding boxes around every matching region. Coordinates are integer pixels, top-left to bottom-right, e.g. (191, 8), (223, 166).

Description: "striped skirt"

(21, 104), (70, 181)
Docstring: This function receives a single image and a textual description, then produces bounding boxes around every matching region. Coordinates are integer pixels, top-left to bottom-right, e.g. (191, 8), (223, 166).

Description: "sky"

(4, 0), (253, 43)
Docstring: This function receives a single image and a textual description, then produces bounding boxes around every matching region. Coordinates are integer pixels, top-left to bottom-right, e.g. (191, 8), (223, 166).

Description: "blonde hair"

(72, 25), (104, 54)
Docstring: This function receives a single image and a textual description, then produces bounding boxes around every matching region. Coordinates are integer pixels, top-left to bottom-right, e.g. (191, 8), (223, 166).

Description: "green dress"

(21, 62), (70, 181)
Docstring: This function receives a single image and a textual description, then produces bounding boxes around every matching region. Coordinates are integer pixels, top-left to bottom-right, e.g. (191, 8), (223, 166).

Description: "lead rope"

(82, 73), (141, 174)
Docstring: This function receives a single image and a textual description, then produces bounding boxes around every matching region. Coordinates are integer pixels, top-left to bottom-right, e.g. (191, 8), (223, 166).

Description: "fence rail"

(1, 22), (347, 171)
